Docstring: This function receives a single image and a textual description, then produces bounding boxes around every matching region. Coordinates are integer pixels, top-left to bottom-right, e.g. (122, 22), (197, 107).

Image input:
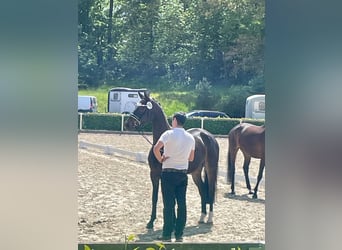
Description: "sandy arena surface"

(78, 132), (265, 244)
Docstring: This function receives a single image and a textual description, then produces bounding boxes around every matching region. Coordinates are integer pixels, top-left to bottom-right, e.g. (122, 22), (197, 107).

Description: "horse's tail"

(200, 131), (219, 204)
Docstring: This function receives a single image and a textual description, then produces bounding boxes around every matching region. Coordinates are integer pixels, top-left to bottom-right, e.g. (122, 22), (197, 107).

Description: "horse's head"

(124, 90), (157, 131)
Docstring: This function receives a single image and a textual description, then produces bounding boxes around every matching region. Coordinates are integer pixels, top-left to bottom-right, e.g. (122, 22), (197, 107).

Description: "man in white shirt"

(153, 112), (195, 242)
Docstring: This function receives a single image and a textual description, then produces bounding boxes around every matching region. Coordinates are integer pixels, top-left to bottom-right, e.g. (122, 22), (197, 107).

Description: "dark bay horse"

(227, 123), (265, 199)
(124, 91), (219, 229)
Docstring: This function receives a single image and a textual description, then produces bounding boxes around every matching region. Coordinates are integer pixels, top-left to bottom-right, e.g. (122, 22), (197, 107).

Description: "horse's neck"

(151, 112), (171, 144)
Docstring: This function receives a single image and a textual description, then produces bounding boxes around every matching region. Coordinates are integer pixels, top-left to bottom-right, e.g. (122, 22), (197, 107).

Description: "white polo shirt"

(159, 127), (195, 170)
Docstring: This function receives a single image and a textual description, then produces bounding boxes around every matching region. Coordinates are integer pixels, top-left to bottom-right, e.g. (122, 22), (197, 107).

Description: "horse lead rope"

(139, 130), (153, 146)
(128, 112), (154, 146)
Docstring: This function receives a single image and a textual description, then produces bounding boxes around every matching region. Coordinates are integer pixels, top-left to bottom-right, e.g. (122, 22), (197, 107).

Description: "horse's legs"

(228, 149), (238, 195)
(252, 158), (265, 199)
(146, 171), (160, 229)
(201, 170), (214, 225)
(191, 167), (207, 223)
(205, 153), (218, 225)
(207, 203), (214, 224)
(242, 155), (253, 194)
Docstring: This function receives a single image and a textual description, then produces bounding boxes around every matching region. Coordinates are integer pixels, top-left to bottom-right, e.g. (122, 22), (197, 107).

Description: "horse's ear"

(144, 90), (151, 99)
(138, 91), (145, 99)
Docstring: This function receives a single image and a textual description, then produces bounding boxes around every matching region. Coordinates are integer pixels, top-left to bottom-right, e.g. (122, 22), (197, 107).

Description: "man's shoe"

(156, 236), (171, 242)
(175, 237), (183, 242)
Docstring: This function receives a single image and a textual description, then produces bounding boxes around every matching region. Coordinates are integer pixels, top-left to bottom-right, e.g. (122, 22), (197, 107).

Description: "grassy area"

(78, 83), (242, 117)
(78, 86), (198, 116)
(153, 91), (197, 116)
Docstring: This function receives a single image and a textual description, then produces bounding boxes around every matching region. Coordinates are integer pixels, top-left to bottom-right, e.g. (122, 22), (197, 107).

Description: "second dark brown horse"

(227, 123), (265, 199)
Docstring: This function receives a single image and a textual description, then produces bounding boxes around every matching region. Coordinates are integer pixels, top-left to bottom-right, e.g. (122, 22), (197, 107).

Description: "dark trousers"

(160, 171), (188, 238)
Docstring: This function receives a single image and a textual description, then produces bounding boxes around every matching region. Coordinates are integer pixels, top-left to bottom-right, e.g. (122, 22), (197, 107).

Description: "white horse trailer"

(245, 94), (265, 119)
(107, 87), (147, 113)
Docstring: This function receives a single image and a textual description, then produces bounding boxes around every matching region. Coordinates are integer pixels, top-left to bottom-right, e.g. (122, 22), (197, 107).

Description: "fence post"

(79, 113), (83, 131)
(121, 114), (125, 132)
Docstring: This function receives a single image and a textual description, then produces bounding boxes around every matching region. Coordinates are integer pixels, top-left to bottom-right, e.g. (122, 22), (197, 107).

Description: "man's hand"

(160, 155), (170, 163)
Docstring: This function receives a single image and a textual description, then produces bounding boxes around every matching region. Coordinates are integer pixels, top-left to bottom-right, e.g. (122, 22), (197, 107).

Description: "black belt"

(162, 168), (188, 174)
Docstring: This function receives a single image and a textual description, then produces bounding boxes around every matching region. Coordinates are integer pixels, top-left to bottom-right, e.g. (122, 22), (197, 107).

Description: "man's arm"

(188, 149), (195, 162)
(153, 140), (167, 163)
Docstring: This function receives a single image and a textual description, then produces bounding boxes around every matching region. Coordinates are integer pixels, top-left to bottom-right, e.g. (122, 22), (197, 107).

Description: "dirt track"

(78, 132), (265, 243)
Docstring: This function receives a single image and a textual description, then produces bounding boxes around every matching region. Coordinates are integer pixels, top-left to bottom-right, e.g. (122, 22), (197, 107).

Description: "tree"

(152, 0), (194, 85)
(78, 0), (265, 90)
(221, 0), (265, 86)
(194, 78), (218, 110)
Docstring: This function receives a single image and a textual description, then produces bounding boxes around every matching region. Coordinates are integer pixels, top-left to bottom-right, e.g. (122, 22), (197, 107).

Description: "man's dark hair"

(173, 112), (187, 126)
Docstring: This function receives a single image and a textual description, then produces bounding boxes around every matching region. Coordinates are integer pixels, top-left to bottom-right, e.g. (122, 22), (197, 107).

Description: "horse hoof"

(206, 221), (213, 225)
(249, 191), (254, 195)
(198, 220), (205, 224)
(146, 222), (154, 229)
(252, 194), (258, 199)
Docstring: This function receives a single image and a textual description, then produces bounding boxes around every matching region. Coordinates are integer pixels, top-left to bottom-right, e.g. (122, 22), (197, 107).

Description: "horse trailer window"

(254, 101), (265, 112)
(128, 93), (138, 98)
(112, 92), (120, 101)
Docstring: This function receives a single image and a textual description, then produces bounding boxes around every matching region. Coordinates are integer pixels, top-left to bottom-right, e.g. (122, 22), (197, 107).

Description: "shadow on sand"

(223, 192), (265, 204)
(135, 223), (213, 242)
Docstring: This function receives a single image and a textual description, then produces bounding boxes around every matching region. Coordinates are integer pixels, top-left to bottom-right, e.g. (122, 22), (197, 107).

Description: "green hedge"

(78, 113), (265, 135)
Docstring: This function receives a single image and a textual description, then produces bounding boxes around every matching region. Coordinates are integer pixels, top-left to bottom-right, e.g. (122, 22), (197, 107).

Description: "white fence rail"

(79, 140), (264, 187)
(79, 140), (148, 163)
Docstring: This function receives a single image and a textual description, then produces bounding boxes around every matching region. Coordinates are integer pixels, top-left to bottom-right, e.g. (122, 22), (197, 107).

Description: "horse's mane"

(145, 96), (167, 120)
(151, 97), (162, 107)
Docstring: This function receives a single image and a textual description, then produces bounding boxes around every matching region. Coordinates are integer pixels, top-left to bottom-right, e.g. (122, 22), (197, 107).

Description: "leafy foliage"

(194, 77), (218, 110)
(215, 85), (253, 118)
(78, 0), (265, 90)
(78, 0), (265, 117)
